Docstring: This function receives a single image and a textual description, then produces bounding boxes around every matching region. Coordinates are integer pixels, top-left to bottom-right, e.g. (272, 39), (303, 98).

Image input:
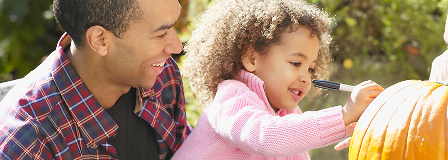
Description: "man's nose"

(164, 28), (183, 54)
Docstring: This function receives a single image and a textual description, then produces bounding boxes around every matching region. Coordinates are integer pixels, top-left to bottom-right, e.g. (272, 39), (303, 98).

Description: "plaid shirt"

(0, 33), (190, 159)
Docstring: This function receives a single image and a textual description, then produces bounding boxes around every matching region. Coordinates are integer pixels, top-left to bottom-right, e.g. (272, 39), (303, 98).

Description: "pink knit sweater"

(172, 70), (346, 159)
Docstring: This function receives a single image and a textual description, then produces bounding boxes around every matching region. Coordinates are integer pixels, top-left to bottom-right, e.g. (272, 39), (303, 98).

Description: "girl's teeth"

(289, 89), (300, 95)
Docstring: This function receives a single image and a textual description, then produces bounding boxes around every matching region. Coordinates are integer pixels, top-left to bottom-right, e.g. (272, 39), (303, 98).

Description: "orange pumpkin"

(349, 80), (448, 160)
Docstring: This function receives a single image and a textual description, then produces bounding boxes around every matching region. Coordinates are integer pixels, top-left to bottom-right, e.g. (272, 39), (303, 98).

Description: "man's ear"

(241, 46), (258, 72)
(85, 25), (110, 56)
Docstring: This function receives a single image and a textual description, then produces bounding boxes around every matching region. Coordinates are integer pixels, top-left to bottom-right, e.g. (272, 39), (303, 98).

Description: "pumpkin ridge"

(404, 84), (447, 159)
(349, 81), (413, 159)
(349, 81), (448, 160)
(382, 84), (431, 159)
(349, 80), (420, 159)
(349, 80), (431, 159)
(362, 81), (431, 159)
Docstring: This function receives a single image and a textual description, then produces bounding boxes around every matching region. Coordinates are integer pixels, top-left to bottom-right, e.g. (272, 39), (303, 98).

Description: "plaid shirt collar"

(52, 33), (119, 149)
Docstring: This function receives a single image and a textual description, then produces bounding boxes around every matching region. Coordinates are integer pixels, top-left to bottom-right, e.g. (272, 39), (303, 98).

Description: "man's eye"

(308, 68), (315, 73)
(158, 31), (168, 38)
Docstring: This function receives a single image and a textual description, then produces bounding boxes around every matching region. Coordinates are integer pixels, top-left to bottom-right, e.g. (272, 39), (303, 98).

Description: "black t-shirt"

(106, 88), (159, 159)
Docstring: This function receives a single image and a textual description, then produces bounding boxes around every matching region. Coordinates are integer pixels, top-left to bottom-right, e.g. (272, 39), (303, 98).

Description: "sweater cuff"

(317, 105), (346, 145)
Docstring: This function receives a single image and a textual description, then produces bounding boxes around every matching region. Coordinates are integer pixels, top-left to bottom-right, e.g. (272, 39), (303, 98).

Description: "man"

(0, 0), (190, 159)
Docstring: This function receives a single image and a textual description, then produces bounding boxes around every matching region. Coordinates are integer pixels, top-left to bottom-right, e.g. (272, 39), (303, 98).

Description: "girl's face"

(250, 26), (319, 111)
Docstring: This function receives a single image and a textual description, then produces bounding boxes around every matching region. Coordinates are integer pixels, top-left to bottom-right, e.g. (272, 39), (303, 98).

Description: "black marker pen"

(312, 79), (355, 92)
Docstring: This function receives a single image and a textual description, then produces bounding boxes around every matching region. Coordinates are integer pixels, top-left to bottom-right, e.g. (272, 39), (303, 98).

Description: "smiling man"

(0, 0), (190, 159)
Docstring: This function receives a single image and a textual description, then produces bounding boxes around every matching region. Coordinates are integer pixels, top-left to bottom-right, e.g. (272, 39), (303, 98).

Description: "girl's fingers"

(334, 137), (351, 151)
(345, 122), (357, 136)
(366, 90), (383, 98)
(364, 82), (384, 90)
(357, 80), (384, 91)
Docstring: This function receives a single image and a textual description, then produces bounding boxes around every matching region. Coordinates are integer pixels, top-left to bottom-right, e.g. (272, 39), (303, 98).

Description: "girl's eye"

(291, 62), (301, 67)
(308, 68), (315, 73)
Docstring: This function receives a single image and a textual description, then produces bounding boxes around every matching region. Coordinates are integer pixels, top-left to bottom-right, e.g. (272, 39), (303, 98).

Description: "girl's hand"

(334, 137), (351, 151)
(334, 122), (356, 151)
(342, 80), (384, 125)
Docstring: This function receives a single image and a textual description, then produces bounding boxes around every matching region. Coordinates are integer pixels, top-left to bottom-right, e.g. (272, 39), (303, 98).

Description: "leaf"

(344, 17), (357, 27)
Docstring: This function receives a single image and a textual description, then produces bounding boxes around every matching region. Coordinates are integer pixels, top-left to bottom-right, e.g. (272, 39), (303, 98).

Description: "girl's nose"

(298, 74), (310, 84)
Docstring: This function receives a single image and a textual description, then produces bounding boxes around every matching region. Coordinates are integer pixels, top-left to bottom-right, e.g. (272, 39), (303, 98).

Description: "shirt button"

(150, 92), (155, 97)
(87, 143), (97, 148)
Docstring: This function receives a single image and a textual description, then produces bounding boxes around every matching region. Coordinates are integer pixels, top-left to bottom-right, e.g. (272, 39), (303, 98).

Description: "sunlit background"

(1, 0), (447, 159)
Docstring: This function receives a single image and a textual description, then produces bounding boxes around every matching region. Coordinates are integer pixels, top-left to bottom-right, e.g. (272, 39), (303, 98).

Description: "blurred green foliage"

(300, 0), (448, 121)
(1, 0), (447, 159)
(0, 0), (63, 81)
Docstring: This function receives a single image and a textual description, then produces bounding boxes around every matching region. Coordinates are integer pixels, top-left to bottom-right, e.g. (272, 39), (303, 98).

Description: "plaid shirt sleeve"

(0, 109), (55, 159)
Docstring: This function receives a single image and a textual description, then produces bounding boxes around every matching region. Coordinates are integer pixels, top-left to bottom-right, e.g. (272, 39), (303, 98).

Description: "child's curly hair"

(183, 0), (334, 107)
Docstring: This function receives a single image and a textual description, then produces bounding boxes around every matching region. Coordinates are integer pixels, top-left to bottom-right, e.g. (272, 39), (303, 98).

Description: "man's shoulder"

(0, 75), (55, 155)
(1, 68), (62, 121)
(0, 112), (43, 158)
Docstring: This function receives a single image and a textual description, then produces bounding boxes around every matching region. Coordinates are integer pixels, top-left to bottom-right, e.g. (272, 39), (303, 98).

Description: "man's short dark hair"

(53, 0), (143, 48)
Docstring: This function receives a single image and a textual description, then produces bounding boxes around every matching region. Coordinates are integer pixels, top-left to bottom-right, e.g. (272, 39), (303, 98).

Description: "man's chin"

(139, 79), (156, 89)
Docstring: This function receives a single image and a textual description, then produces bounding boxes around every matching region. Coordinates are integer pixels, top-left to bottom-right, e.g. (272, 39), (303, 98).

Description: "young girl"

(173, 0), (383, 159)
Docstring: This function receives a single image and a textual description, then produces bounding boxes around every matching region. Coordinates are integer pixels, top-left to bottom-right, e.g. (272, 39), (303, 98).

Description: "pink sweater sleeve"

(206, 80), (346, 157)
